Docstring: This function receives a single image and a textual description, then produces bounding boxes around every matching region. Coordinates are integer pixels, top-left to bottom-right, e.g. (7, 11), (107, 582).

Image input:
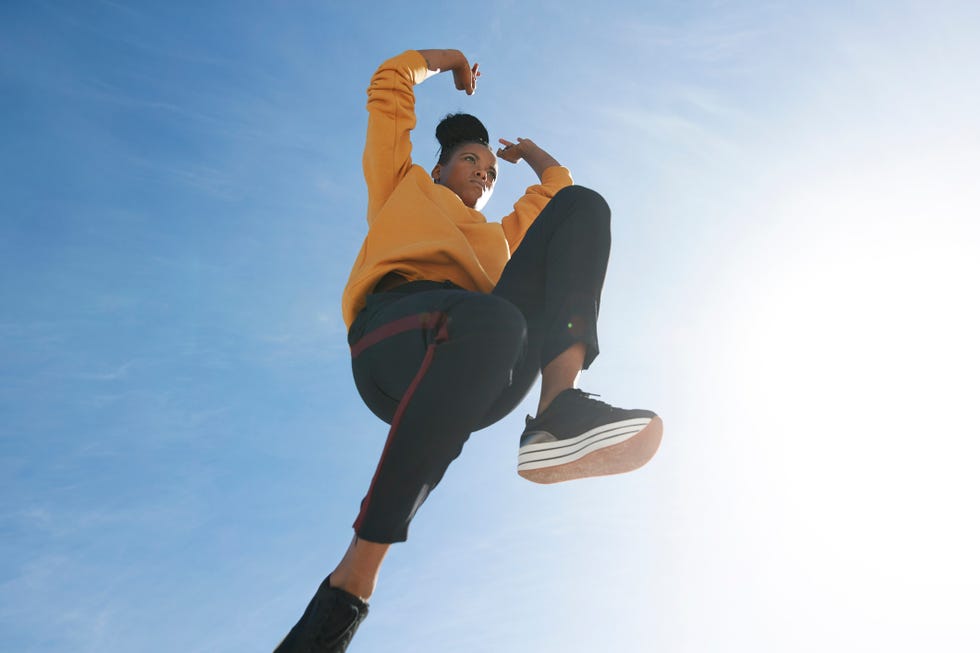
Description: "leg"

(348, 288), (528, 543)
(486, 185), (611, 424)
(276, 287), (529, 651)
(490, 186), (664, 483)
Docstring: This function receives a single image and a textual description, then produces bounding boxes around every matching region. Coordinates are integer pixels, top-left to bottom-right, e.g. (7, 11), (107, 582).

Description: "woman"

(274, 48), (663, 652)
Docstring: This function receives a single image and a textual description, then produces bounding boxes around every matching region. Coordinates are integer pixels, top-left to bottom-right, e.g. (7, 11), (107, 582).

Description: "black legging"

(346, 185), (611, 543)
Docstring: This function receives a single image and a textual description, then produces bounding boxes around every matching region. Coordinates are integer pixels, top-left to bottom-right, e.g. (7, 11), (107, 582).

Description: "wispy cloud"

(610, 6), (778, 64)
(600, 104), (740, 162)
(72, 360), (137, 382)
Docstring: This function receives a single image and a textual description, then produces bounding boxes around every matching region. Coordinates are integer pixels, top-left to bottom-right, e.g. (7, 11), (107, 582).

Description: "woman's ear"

(430, 163), (442, 183)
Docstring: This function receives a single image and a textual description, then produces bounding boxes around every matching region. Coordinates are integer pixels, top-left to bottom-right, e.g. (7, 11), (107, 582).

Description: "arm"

(362, 50), (480, 223)
(497, 137), (561, 182)
(362, 51), (426, 223)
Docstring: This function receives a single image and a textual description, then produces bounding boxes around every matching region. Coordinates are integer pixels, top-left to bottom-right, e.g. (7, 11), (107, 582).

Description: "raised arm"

(362, 49), (481, 223)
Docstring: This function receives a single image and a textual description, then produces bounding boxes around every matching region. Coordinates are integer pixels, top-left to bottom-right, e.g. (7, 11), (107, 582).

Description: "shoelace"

(568, 389), (614, 410)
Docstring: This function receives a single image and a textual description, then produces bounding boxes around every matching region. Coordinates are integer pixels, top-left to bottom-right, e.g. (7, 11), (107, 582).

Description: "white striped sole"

(517, 417), (652, 472)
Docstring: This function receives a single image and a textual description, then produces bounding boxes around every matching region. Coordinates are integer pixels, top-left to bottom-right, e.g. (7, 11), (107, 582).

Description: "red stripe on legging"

(353, 312), (450, 537)
(350, 311), (444, 359)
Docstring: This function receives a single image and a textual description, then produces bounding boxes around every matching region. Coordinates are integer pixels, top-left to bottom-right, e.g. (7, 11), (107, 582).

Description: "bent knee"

(556, 185), (610, 217)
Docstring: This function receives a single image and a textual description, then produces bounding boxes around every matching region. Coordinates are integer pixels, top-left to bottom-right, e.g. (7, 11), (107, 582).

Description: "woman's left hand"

(496, 137), (560, 181)
(496, 137), (536, 163)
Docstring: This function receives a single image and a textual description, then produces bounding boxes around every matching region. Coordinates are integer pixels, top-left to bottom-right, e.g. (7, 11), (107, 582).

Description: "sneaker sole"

(517, 415), (663, 484)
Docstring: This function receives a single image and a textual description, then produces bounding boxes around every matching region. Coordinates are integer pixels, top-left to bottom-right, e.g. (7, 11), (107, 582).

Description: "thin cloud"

(72, 360), (137, 382)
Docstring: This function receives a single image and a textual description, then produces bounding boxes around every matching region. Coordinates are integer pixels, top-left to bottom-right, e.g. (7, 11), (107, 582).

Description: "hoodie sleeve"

(500, 165), (575, 251)
(362, 50), (430, 224)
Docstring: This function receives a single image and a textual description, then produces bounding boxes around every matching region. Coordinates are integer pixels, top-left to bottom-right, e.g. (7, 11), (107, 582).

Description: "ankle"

(329, 573), (374, 602)
(537, 386), (574, 417)
(329, 535), (390, 602)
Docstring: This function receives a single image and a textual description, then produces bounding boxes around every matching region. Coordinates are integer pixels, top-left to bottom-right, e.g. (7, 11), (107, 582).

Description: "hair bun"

(436, 113), (489, 159)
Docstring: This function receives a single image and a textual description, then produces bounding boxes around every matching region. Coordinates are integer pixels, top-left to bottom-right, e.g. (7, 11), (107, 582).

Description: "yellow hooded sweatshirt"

(341, 50), (574, 329)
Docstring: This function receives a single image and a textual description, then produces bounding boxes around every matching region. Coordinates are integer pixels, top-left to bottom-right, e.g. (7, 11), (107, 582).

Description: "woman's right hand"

(452, 60), (480, 95)
(418, 49), (480, 95)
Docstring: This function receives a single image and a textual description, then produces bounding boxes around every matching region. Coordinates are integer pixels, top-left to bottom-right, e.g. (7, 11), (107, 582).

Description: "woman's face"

(431, 143), (498, 210)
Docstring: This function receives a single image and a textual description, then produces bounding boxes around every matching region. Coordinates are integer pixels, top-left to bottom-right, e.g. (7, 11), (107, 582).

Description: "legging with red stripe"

(346, 185), (611, 543)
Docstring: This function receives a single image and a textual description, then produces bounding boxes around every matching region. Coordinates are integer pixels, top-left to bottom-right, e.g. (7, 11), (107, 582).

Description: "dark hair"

(436, 113), (490, 164)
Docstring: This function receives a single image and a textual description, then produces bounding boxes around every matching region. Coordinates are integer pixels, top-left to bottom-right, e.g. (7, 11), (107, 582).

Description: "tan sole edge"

(518, 416), (663, 484)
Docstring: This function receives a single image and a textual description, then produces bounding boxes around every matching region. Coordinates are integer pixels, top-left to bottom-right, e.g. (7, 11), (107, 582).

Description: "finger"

(498, 138), (515, 147)
(470, 63), (480, 94)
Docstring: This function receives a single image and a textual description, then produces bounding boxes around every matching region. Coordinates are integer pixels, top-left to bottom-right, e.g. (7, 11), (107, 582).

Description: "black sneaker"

(274, 576), (369, 653)
(517, 389), (663, 484)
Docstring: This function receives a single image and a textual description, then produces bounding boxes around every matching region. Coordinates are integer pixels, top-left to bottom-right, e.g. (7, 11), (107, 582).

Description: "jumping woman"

(274, 48), (663, 652)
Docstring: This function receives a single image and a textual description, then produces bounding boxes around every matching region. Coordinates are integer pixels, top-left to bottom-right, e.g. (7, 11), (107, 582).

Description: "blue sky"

(2, 1), (979, 651)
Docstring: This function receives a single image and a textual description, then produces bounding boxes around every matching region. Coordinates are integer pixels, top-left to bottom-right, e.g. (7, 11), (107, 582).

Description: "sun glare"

(717, 152), (980, 635)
